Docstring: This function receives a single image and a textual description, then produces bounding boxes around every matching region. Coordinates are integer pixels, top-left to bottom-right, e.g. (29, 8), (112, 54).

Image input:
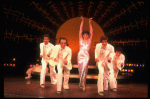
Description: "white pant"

(57, 63), (70, 91)
(97, 61), (116, 93)
(103, 68), (116, 90)
(40, 60), (57, 85)
(113, 69), (119, 88)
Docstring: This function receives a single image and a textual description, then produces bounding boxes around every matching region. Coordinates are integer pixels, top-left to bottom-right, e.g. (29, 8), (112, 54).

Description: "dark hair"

(59, 37), (68, 44)
(100, 35), (108, 42)
(82, 30), (90, 36)
(43, 34), (49, 39)
(116, 47), (122, 53)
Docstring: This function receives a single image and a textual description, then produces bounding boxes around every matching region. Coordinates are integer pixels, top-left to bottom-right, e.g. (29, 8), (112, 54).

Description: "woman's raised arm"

(79, 16), (84, 41)
(89, 18), (93, 41)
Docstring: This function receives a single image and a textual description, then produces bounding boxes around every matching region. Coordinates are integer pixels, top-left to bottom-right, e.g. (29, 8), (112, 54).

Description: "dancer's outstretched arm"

(79, 16), (84, 41)
(89, 18), (93, 41)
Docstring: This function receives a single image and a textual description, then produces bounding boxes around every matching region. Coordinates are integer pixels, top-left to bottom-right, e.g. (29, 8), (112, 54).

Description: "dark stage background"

(3, 1), (148, 83)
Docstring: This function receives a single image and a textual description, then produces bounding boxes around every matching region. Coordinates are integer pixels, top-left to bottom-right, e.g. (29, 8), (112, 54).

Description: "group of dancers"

(25, 16), (125, 96)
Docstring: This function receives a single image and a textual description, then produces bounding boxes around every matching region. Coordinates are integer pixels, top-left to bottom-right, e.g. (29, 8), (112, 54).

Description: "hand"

(121, 62), (124, 65)
(107, 57), (112, 61)
(54, 58), (57, 62)
(121, 63), (124, 68)
(95, 58), (99, 62)
(64, 61), (68, 65)
(47, 52), (51, 57)
(102, 61), (105, 67)
(40, 55), (43, 58)
(81, 16), (84, 21)
(108, 60), (111, 63)
(121, 65), (124, 68)
(89, 17), (92, 23)
(48, 57), (53, 60)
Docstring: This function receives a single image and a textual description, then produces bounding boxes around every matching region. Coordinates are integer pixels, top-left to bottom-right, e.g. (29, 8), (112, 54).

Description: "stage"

(4, 76), (147, 98)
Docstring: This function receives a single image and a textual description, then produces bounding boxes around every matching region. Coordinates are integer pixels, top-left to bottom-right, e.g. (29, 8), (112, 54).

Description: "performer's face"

(60, 39), (67, 49)
(43, 37), (49, 45)
(102, 40), (108, 48)
(82, 33), (89, 40)
(116, 51), (121, 57)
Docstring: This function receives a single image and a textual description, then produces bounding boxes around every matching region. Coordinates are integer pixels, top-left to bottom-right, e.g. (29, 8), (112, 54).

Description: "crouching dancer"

(53, 38), (72, 94)
(111, 47), (125, 88)
(95, 36), (116, 96)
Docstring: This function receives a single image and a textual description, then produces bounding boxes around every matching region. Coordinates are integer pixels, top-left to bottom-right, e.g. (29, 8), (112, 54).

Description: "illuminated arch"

(56, 17), (104, 64)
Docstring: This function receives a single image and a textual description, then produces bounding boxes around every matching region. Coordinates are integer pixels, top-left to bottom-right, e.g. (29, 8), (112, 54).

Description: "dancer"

(111, 47), (125, 88)
(53, 38), (72, 94)
(77, 16), (93, 91)
(95, 36), (116, 96)
(25, 64), (43, 79)
(103, 47), (125, 91)
(40, 34), (57, 88)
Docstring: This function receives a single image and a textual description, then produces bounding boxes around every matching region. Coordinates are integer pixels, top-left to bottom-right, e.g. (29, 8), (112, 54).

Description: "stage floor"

(4, 76), (148, 98)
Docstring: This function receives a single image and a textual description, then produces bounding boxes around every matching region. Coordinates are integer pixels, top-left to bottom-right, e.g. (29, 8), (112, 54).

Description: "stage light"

(13, 58), (16, 61)
(131, 69), (133, 72)
(122, 73), (124, 76)
(128, 69), (130, 72)
(142, 64), (144, 67)
(7, 64), (9, 66)
(10, 64), (12, 66)
(140, 64), (142, 67)
(136, 64), (138, 67)
(124, 69), (128, 72)
(129, 63), (131, 66)
(122, 69), (124, 72)
(126, 63), (128, 66)
(37, 59), (39, 61)
(13, 64), (15, 67)
(128, 73), (130, 76)
(125, 73), (127, 75)
(30, 65), (32, 68)
(131, 64), (134, 66)
(134, 64), (136, 66)
(4, 63), (6, 66)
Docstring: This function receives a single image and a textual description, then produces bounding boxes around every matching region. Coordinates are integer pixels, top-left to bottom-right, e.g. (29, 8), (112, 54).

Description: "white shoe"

(57, 91), (61, 94)
(63, 84), (69, 89)
(51, 82), (57, 85)
(82, 83), (85, 91)
(79, 85), (82, 89)
(82, 87), (85, 91)
(104, 88), (108, 91)
(112, 88), (117, 92)
(25, 76), (31, 79)
(98, 92), (104, 96)
(40, 84), (45, 88)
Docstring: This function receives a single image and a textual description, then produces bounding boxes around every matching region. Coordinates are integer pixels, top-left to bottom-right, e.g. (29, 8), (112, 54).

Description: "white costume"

(111, 52), (125, 88)
(40, 42), (57, 85)
(53, 45), (72, 92)
(95, 43), (116, 93)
